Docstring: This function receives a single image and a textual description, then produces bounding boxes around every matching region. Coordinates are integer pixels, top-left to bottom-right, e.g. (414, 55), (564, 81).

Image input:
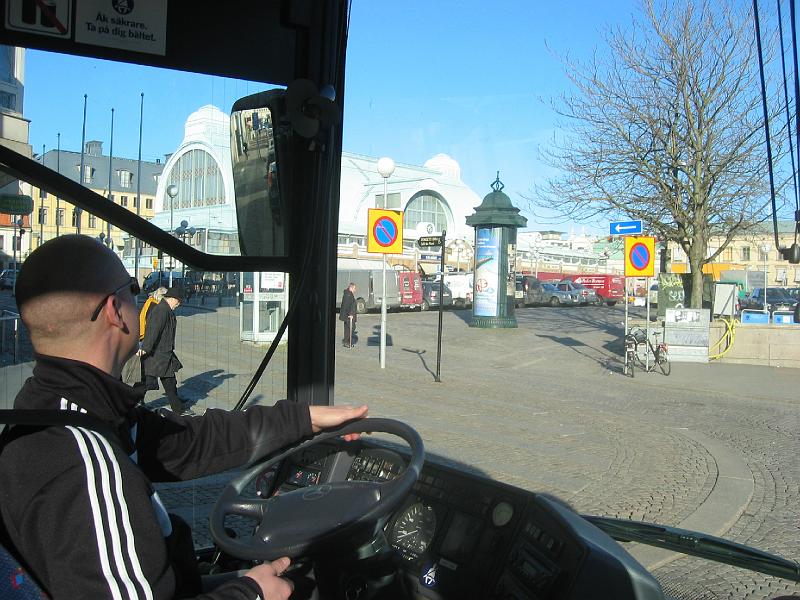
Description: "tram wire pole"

(134, 93), (143, 285)
(77, 94), (87, 234)
(106, 108), (114, 247)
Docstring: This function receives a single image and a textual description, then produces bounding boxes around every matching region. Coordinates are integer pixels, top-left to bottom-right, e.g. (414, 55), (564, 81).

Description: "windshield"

(1, 1), (799, 599)
(766, 287), (791, 298)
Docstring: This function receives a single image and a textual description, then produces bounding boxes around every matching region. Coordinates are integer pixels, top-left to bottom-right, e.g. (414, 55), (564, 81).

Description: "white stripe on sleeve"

(67, 426), (125, 600)
(67, 426), (153, 600)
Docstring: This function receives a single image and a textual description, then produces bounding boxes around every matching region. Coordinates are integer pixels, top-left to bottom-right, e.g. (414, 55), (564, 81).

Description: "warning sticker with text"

(75, 0), (167, 56)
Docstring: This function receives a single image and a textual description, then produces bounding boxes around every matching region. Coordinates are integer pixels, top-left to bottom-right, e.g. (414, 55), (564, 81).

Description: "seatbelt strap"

(0, 409), (123, 449)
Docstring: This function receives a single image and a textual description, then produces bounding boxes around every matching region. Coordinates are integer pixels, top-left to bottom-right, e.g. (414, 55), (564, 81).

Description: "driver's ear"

(98, 296), (121, 326)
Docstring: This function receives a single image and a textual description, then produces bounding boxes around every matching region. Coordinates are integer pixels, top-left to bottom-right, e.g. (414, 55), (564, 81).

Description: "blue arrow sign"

(610, 220), (643, 235)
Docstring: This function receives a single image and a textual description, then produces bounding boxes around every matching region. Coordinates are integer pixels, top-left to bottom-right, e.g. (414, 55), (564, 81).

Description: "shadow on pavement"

(537, 333), (620, 372)
(401, 347), (436, 380)
(366, 325), (393, 347)
(181, 369), (236, 401)
(450, 308), (473, 324)
(143, 369), (236, 411)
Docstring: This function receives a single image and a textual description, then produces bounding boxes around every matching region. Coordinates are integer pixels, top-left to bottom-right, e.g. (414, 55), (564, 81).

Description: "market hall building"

(123, 104), (483, 278)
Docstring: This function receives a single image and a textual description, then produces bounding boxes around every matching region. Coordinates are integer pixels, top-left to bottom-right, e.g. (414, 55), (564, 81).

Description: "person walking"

(141, 285), (191, 414)
(139, 285), (168, 341)
(339, 282), (357, 348)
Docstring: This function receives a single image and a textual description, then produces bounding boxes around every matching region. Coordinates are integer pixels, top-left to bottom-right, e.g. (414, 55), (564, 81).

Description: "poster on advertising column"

(474, 227), (500, 316)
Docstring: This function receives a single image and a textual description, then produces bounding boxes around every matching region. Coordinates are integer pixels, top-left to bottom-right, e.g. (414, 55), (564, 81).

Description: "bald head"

(17, 235), (132, 346)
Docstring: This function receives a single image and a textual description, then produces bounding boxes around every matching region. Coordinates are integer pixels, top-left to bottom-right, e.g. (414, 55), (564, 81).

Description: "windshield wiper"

(583, 515), (800, 583)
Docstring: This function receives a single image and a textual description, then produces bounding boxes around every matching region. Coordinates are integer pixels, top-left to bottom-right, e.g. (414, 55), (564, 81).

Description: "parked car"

(741, 287), (797, 314)
(143, 270), (184, 293)
(556, 279), (598, 305)
(519, 275), (543, 306)
(0, 269), (18, 290)
(560, 274), (624, 306)
(536, 282), (580, 306)
(421, 281), (453, 310)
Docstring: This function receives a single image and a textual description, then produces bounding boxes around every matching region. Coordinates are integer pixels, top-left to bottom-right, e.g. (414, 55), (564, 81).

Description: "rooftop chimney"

(85, 140), (103, 156)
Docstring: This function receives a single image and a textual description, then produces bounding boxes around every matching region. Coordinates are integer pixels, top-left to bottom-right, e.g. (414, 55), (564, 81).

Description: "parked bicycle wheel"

(657, 350), (671, 376)
(625, 354), (635, 378)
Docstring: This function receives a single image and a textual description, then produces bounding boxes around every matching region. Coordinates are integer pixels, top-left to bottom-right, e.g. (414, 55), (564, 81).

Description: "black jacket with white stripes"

(0, 354), (313, 600)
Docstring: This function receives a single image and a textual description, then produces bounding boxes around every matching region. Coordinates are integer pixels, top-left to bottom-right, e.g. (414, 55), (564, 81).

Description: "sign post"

(416, 231), (447, 381)
(367, 208), (404, 369)
(623, 235), (657, 370)
(435, 232), (447, 382)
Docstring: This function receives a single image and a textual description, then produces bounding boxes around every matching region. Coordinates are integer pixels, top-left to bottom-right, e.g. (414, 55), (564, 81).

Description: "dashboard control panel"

(258, 440), (662, 600)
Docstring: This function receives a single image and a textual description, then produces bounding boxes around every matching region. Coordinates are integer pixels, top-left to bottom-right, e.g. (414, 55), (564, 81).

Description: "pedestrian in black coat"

(339, 283), (358, 347)
(141, 285), (188, 414)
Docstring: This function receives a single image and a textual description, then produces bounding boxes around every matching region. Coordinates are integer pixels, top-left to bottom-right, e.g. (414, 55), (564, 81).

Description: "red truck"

(398, 270), (423, 309)
(560, 273), (624, 306)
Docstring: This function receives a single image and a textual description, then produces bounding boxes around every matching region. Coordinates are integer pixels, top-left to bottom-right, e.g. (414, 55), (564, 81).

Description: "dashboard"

(254, 440), (663, 600)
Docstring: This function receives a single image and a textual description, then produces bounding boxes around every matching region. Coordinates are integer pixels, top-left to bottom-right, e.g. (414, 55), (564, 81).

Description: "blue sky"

(23, 1), (645, 232)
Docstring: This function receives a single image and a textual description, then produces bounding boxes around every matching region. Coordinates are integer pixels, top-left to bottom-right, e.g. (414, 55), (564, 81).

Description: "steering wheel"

(209, 418), (424, 561)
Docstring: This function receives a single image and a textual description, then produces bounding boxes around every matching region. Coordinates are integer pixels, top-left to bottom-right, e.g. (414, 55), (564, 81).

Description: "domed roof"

(184, 104), (229, 144)
(424, 153), (461, 180)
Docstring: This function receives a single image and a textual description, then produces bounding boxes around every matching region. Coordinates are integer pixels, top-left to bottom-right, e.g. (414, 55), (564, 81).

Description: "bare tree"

(530, 0), (786, 307)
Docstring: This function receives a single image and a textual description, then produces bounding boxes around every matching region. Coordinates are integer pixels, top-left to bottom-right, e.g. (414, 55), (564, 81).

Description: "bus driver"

(0, 234), (369, 600)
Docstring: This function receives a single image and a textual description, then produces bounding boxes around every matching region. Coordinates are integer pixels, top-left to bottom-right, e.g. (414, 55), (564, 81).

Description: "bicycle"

(624, 327), (671, 377)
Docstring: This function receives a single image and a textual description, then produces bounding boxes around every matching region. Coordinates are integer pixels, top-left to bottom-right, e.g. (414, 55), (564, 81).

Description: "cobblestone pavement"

(1, 291), (797, 598)
(333, 307), (800, 599)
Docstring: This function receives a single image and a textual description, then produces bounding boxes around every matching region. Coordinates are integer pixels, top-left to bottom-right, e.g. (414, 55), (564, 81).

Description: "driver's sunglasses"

(89, 277), (141, 322)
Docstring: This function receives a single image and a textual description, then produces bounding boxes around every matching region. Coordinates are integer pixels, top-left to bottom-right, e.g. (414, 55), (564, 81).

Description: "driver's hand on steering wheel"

(245, 557), (293, 599)
(309, 404), (369, 442)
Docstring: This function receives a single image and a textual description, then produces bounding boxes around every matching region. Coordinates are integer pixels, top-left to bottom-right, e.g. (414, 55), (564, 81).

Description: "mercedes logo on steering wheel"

(303, 485), (332, 501)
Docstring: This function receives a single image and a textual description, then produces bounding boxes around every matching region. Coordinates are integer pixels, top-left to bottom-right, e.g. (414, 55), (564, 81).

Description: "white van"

(443, 272), (473, 307)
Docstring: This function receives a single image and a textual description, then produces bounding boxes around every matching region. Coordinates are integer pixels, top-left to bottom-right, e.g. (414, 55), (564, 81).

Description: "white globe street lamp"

(166, 184), (179, 286)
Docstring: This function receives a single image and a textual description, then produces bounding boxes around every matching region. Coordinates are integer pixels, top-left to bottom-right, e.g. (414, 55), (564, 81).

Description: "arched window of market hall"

(404, 191), (451, 233)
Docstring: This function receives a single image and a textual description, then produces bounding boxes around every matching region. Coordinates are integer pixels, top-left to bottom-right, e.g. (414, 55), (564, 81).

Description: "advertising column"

(466, 175), (526, 328)
(474, 227), (501, 317)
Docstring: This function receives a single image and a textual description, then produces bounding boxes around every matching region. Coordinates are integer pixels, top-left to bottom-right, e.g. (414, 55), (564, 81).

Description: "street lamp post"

(166, 184), (178, 286)
(174, 219), (196, 278)
(12, 218), (24, 273)
(376, 157), (395, 370)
